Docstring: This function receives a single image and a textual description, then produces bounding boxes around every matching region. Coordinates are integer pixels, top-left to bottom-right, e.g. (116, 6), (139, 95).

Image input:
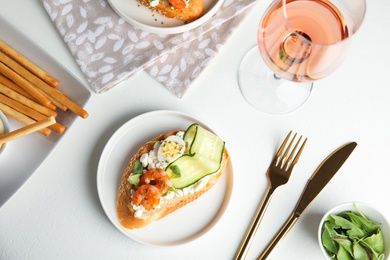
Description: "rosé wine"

(258, 0), (349, 82)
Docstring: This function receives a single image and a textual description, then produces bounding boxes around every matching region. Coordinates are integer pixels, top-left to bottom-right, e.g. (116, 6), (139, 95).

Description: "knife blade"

(257, 141), (357, 260)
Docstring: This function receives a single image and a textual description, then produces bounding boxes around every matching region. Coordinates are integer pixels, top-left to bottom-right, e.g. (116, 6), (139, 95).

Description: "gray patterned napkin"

(41, 0), (256, 97)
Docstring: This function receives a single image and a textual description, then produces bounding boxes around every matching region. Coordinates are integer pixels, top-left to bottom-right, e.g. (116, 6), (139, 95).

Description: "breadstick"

(0, 74), (57, 111)
(0, 74), (56, 111)
(35, 87), (66, 111)
(0, 40), (59, 87)
(33, 82), (89, 119)
(0, 102), (51, 136)
(0, 51), (63, 111)
(0, 83), (57, 118)
(0, 61), (52, 107)
(0, 74), (34, 100)
(0, 94), (65, 134)
(0, 116), (56, 145)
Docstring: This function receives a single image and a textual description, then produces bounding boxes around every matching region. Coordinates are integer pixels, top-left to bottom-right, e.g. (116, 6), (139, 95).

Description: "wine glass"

(238, 0), (366, 114)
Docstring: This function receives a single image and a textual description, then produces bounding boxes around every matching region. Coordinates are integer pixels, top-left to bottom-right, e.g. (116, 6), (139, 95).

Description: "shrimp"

(140, 168), (172, 195)
(168, 0), (186, 9)
(132, 184), (161, 211)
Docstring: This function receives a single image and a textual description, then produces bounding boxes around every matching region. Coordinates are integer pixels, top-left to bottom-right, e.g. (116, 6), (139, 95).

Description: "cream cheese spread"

(149, 0), (159, 7)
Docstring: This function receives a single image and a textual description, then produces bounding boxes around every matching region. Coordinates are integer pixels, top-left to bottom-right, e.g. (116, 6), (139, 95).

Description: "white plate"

(0, 15), (91, 209)
(97, 110), (233, 246)
(108, 0), (225, 34)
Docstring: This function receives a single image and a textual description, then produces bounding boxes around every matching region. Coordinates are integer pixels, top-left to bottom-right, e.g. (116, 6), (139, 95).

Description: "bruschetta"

(116, 123), (229, 229)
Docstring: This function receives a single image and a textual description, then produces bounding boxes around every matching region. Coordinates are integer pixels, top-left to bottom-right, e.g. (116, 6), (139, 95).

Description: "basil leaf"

(133, 160), (143, 175)
(169, 165), (181, 179)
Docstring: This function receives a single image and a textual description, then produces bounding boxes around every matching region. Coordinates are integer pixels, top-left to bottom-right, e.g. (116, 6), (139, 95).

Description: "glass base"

(238, 46), (313, 115)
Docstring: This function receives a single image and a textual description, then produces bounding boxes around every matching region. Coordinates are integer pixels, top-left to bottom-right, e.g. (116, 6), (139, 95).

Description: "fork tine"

(272, 131), (292, 166)
(292, 137), (307, 166)
(281, 132), (297, 162)
(276, 131), (292, 157)
(284, 135), (307, 171)
(287, 135), (302, 162)
(282, 134), (300, 171)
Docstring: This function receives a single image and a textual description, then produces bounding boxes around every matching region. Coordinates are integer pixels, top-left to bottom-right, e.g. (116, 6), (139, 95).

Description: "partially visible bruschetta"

(136, 0), (205, 22)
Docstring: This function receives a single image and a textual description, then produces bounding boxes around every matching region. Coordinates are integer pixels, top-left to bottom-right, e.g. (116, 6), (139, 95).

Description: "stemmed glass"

(238, 0), (366, 114)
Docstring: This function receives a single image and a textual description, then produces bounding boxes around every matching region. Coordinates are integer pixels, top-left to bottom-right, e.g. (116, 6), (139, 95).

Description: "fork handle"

(234, 187), (274, 260)
(257, 213), (299, 260)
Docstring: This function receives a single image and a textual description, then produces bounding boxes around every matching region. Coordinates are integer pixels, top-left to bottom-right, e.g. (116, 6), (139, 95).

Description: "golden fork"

(234, 131), (307, 260)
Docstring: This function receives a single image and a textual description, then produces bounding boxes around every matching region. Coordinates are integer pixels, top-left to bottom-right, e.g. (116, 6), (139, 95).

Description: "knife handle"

(257, 213), (299, 260)
(235, 187), (274, 260)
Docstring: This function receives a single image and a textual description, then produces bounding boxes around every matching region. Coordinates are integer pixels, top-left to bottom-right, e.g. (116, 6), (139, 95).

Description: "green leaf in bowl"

(352, 241), (369, 260)
(345, 212), (380, 234)
(337, 245), (353, 260)
(331, 215), (368, 238)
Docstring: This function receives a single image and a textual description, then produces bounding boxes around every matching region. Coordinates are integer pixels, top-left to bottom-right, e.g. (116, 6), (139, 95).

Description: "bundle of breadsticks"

(0, 40), (88, 137)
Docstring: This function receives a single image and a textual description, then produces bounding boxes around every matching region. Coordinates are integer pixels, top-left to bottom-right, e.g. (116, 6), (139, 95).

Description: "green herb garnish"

(128, 173), (142, 187)
(162, 187), (178, 197)
(128, 160), (144, 187)
(133, 160), (143, 175)
(321, 204), (385, 260)
(169, 165), (181, 179)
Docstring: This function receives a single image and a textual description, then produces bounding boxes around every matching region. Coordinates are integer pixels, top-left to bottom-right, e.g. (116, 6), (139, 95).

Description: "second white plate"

(97, 110), (233, 246)
(108, 0), (225, 34)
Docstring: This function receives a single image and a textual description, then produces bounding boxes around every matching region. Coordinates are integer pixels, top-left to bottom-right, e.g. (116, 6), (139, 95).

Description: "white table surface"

(0, 0), (389, 259)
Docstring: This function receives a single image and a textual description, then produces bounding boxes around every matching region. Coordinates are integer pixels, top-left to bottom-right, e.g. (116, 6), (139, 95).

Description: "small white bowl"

(318, 202), (390, 260)
(0, 110), (10, 156)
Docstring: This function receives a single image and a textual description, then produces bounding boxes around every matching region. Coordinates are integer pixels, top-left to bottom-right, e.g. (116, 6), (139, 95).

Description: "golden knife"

(258, 141), (357, 260)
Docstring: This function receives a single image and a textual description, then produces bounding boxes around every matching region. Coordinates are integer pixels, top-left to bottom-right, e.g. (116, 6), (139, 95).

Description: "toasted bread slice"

(136, 0), (205, 22)
(116, 130), (229, 229)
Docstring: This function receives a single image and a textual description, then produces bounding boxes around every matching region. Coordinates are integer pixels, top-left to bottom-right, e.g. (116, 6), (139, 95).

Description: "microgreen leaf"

(352, 241), (370, 260)
(361, 230), (385, 255)
(322, 218), (341, 254)
(337, 244), (353, 260)
(331, 215), (368, 238)
(128, 173), (142, 187)
(163, 186), (178, 196)
(333, 238), (353, 256)
(345, 212), (380, 234)
(133, 160), (143, 175)
(169, 165), (181, 179)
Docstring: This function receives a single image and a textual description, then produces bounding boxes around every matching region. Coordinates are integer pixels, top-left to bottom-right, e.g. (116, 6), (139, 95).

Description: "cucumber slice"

(167, 124), (225, 188)
(186, 124), (225, 164)
(166, 154), (220, 188)
(183, 123), (197, 147)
